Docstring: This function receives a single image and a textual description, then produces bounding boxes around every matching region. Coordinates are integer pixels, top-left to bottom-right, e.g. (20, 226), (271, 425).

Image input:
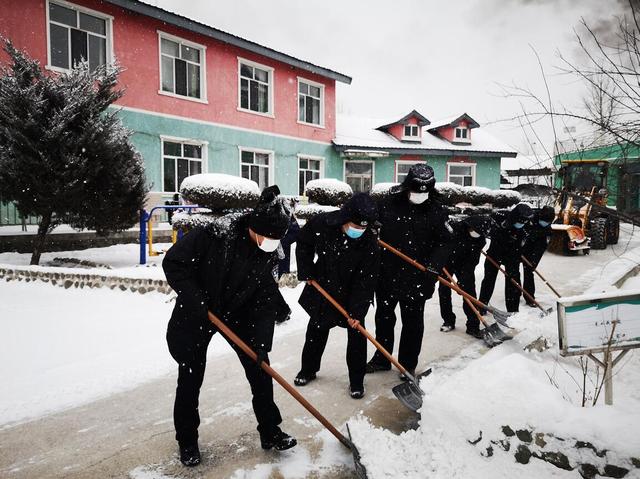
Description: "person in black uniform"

(478, 203), (533, 313)
(366, 164), (452, 379)
(438, 215), (492, 339)
(294, 193), (379, 399)
(163, 186), (297, 467)
(522, 205), (554, 306)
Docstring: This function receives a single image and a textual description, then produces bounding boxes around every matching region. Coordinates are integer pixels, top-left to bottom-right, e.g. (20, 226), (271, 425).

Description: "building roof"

(102, 0), (352, 84)
(427, 113), (480, 131)
(501, 155), (555, 171)
(334, 115), (518, 157)
(376, 110), (431, 130)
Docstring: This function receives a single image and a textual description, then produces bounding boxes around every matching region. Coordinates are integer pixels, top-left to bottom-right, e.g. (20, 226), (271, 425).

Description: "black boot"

(399, 369), (416, 381)
(294, 371), (316, 386)
(179, 442), (201, 467)
(260, 429), (297, 451)
(350, 384), (365, 399)
(466, 328), (483, 340)
(365, 359), (391, 374)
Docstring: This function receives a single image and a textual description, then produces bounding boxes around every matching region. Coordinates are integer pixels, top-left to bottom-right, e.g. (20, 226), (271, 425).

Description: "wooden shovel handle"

(521, 255), (562, 298)
(480, 250), (544, 312)
(206, 311), (351, 449)
(308, 280), (411, 378)
(442, 267), (488, 327)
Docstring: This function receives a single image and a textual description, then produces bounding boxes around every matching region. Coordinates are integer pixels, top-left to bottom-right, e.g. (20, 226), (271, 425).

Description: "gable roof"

(102, 0), (352, 84)
(334, 115), (517, 157)
(375, 110), (431, 131)
(427, 113), (480, 131)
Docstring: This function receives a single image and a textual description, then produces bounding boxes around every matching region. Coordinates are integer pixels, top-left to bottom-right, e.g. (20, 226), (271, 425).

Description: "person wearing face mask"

(366, 164), (453, 380)
(521, 206), (555, 306)
(162, 185), (296, 467)
(478, 203), (534, 313)
(438, 215), (492, 339)
(294, 193), (379, 399)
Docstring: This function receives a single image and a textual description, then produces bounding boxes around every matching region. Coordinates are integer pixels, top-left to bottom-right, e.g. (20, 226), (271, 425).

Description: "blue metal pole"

(139, 209), (147, 265)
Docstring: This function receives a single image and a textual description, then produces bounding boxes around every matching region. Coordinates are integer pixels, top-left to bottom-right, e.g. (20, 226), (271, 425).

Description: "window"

(455, 127), (469, 141)
(162, 140), (204, 192)
(241, 149), (273, 190)
(239, 59), (273, 115)
(448, 163), (475, 187)
(345, 161), (374, 193)
(298, 79), (324, 126)
(403, 125), (419, 139)
(47, 1), (111, 71)
(396, 161), (423, 183)
(159, 33), (205, 100)
(298, 156), (323, 195)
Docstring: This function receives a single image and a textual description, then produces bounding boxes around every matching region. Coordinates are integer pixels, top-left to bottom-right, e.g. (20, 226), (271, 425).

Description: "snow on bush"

(305, 178), (352, 206)
(295, 203), (340, 220)
(371, 182), (399, 200)
(180, 174), (260, 211)
(171, 210), (249, 234)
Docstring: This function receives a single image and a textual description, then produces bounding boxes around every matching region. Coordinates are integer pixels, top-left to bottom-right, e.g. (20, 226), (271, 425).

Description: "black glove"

(255, 348), (269, 372)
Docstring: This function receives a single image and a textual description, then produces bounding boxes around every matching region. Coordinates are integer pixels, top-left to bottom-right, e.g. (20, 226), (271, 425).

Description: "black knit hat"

(508, 203), (534, 225)
(249, 185), (291, 239)
(536, 206), (555, 223)
(338, 193), (378, 227)
(463, 214), (492, 238)
(401, 164), (436, 193)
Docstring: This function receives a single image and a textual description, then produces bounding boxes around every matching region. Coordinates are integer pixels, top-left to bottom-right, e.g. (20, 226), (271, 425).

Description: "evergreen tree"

(0, 40), (148, 265)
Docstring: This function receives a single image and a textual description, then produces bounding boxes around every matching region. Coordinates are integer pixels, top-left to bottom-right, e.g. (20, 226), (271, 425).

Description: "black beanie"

(508, 203), (534, 224)
(537, 206), (555, 223)
(463, 214), (492, 238)
(401, 164), (436, 193)
(338, 193), (378, 227)
(249, 185), (291, 239)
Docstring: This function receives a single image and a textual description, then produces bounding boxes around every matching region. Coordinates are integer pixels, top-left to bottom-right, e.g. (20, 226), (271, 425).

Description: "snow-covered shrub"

(436, 182), (521, 207)
(305, 179), (352, 206)
(490, 189), (522, 208)
(180, 174), (260, 211)
(295, 203), (340, 221)
(172, 210), (249, 234)
(434, 182), (468, 204)
(371, 182), (398, 200)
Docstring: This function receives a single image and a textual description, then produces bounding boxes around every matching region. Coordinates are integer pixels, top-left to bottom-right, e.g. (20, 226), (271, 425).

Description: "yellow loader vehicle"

(552, 160), (620, 252)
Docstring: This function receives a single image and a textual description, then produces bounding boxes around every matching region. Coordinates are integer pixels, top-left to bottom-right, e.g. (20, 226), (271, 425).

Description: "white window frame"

(297, 77), (325, 128)
(395, 160), (423, 183)
(237, 57), (275, 118)
(343, 159), (375, 193)
(454, 126), (470, 143)
(159, 135), (208, 194)
(157, 31), (208, 104)
(402, 124), (420, 141)
(239, 147), (275, 190)
(45, 0), (114, 73)
(297, 154), (325, 196)
(447, 162), (476, 186)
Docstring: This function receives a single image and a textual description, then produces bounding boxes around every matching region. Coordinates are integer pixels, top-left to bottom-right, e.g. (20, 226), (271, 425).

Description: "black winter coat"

(162, 215), (289, 352)
(523, 221), (552, 262)
(377, 190), (452, 296)
(447, 220), (486, 272)
(296, 211), (379, 326)
(487, 211), (527, 261)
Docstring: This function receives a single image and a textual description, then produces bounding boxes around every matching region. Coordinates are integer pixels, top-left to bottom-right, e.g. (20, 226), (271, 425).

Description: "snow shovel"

(480, 250), (553, 315)
(308, 280), (431, 413)
(377, 239), (514, 328)
(442, 267), (510, 346)
(206, 310), (367, 475)
(520, 255), (562, 298)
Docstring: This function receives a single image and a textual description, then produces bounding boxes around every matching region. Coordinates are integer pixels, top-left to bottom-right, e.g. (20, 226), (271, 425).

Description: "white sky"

(151, 0), (629, 158)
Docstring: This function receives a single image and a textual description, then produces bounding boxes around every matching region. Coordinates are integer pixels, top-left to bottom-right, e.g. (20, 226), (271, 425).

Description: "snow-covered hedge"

(295, 203), (340, 220)
(371, 182), (398, 200)
(305, 179), (352, 206)
(171, 210), (250, 233)
(180, 174), (260, 211)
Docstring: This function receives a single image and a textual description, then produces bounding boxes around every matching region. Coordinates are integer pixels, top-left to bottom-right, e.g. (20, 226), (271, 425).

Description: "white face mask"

(469, 230), (481, 238)
(258, 237), (280, 253)
(409, 192), (429, 204)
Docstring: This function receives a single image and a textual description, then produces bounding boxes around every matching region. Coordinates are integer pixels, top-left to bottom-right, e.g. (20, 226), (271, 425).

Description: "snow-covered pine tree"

(0, 40), (147, 265)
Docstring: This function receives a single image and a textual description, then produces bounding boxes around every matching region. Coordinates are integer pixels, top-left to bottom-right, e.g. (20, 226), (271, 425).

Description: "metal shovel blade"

(481, 329), (501, 348)
(488, 307), (515, 328)
(391, 368), (432, 413)
(346, 423), (368, 479)
(486, 322), (512, 342)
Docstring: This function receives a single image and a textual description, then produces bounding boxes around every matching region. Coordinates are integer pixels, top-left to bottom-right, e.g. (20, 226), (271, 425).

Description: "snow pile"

(180, 173), (260, 210)
(294, 203), (339, 220)
(305, 178), (352, 206)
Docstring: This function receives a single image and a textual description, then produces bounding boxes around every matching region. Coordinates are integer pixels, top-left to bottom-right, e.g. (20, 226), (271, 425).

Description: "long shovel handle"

(308, 280), (417, 384)
(521, 255), (562, 298)
(442, 267), (488, 328)
(206, 311), (351, 449)
(377, 239), (494, 314)
(480, 250), (545, 313)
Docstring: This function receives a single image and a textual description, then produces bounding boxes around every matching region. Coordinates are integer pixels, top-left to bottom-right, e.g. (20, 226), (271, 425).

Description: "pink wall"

(436, 120), (470, 143)
(386, 116), (419, 141)
(1, 0), (336, 143)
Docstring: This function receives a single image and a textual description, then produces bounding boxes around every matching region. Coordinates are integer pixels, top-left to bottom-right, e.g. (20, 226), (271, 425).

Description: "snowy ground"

(0, 222), (639, 478)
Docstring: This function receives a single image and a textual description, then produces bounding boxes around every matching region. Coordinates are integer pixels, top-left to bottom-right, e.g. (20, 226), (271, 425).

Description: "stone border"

(0, 267), (171, 295)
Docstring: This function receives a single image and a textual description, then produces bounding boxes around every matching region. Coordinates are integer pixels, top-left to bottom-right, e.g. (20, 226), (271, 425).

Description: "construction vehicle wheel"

(607, 216), (620, 245)
(590, 217), (608, 249)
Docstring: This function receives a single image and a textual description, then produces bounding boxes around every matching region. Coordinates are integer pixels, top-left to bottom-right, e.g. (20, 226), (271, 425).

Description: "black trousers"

(166, 325), (282, 446)
(522, 247), (545, 301)
(479, 253), (522, 312)
(439, 265), (480, 332)
(299, 315), (367, 388)
(370, 287), (426, 372)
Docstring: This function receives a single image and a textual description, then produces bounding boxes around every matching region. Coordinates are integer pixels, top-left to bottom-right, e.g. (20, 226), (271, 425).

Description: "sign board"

(557, 289), (640, 356)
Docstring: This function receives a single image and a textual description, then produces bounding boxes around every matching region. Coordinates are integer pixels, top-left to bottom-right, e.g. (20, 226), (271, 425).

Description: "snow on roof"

(427, 113), (480, 130)
(334, 115), (517, 156)
(376, 110), (431, 130)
